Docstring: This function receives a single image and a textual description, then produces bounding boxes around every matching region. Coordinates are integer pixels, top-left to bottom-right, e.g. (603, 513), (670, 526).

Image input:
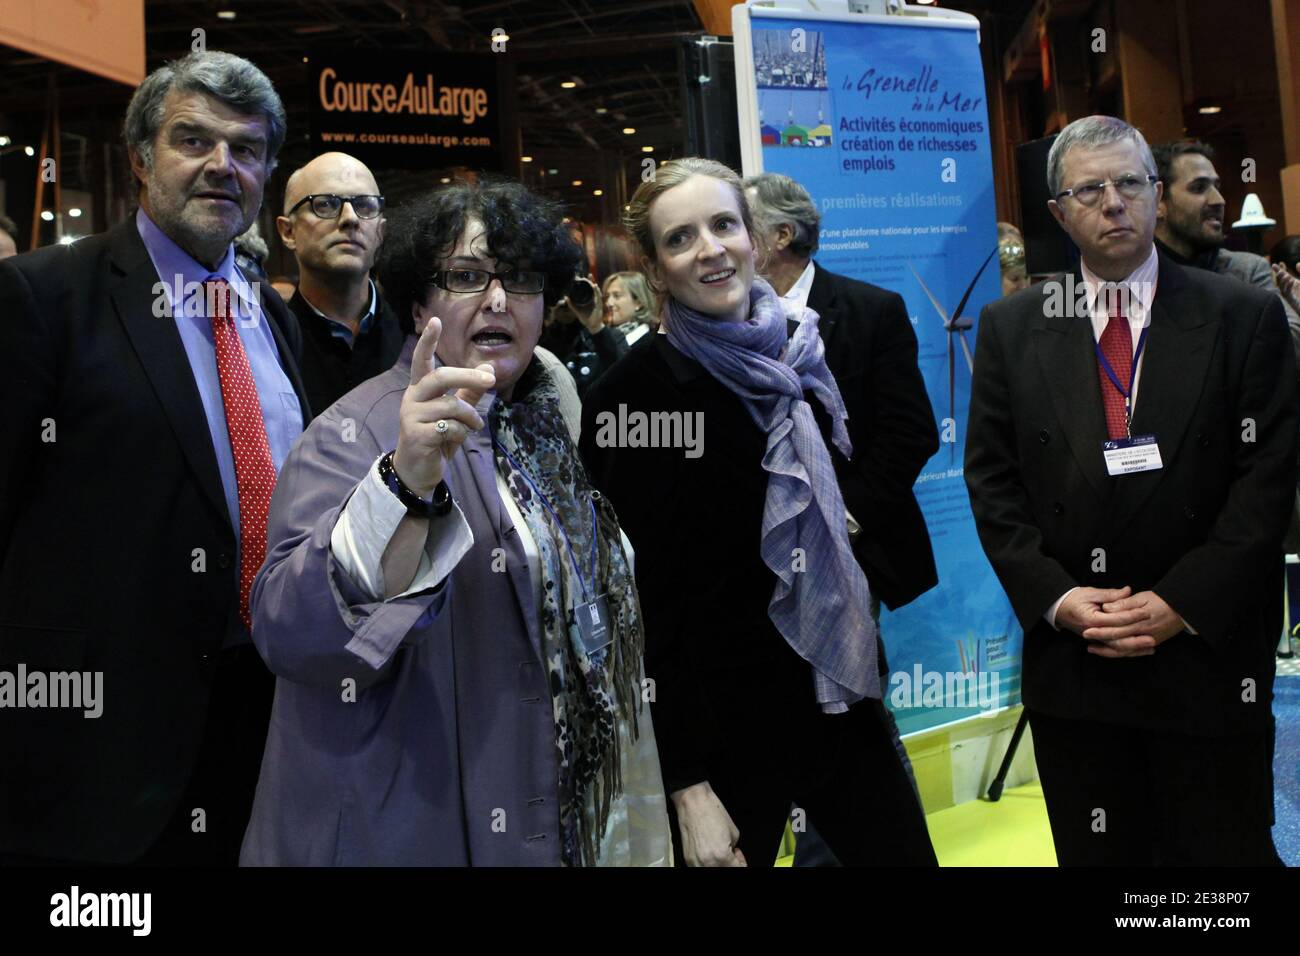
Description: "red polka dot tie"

(206, 278), (277, 632)
(1097, 296), (1133, 441)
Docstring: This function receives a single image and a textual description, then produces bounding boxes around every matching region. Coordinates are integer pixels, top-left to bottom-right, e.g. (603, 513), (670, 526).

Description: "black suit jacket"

(288, 286), (405, 417)
(0, 219), (309, 862)
(965, 253), (1297, 736)
(581, 334), (890, 794)
(806, 263), (940, 608)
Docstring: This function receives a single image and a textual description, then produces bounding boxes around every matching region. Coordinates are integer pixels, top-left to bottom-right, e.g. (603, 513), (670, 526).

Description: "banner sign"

(308, 51), (507, 171)
(735, 4), (1022, 735)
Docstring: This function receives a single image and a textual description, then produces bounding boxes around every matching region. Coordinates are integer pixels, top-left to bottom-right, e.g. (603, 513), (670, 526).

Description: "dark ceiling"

(0, 0), (1042, 224)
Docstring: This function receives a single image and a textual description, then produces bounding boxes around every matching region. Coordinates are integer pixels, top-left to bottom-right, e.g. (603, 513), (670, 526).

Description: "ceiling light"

(40, 210), (54, 221)
(593, 189), (603, 196)
(58, 234), (76, 244)
(216, 10), (236, 20)
(0, 136), (9, 146)
(521, 155), (533, 163)
(595, 107), (608, 115)
(68, 208), (82, 218)
(561, 80), (577, 89)
(572, 180), (583, 186)
(548, 168), (558, 175)
(622, 127), (636, 135)
(641, 145), (654, 153)
(440, 177), (451, 184)
(25, 146), (35, 156)
(1199, 105), (1222, 114)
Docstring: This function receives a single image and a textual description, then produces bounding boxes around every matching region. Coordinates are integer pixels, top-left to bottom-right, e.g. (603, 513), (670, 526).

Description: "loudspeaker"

(678, 36), (742, 171)
(1016, 135), (1078, 277)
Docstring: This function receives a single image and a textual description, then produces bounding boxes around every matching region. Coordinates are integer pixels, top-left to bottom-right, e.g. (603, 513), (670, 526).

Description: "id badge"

(1102, 435), (1163, 476)
(576, 595), (612, 655)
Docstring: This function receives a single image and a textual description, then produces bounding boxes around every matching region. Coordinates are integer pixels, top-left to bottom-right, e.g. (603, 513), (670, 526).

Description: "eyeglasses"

(287, 194), (385, 220)
(430, 268), (547, 295)
(1055, 174), (1157, 208)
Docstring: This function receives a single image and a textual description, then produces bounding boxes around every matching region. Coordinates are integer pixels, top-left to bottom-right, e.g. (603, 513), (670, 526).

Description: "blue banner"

(740, 12), (1021, 733)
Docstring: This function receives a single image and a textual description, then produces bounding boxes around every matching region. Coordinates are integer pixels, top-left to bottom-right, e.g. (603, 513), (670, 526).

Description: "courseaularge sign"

(734, 2), (1022, 735)
(308, 51), (508, 171)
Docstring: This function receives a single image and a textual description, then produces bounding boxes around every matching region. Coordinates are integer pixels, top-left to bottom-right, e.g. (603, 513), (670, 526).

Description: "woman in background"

(602, 270), (656, 345)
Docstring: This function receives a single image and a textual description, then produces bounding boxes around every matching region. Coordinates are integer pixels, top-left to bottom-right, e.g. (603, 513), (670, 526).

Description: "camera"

(565, 275), (597, 310)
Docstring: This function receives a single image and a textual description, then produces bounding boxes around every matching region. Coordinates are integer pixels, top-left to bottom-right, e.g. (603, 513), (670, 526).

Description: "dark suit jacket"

(0, 219), (309, 862)
(580, 334), (886, 794)
(807, 262), (940, 609)
(965, 253), (1297, 737)
(288, 286), (405, 417)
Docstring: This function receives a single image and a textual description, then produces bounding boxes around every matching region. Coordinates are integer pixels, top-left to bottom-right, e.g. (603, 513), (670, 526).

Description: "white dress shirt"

(779, 259), (817, 317)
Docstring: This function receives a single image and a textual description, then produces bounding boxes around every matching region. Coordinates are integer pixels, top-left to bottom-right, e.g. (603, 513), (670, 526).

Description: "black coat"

(288, 286), (405, 417)
(580, 267), (938, 794)
(965, 253), (1297, 736)
(538, 319), (628, 399)
(806, 263), (940, 609)
(0, 220), (309, 862)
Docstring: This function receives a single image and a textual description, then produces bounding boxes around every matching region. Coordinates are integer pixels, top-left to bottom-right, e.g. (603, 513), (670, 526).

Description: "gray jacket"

(1215, 248), (1300, 377)
(239, 337), (668, 865)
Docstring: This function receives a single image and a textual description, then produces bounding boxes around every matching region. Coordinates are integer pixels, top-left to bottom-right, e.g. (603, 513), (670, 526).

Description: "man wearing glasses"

(966, 115), (1295, 865)
(277, 152), (404, 414)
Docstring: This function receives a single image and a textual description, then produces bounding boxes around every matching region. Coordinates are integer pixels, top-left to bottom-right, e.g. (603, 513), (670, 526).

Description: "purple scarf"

(663, 277), (880, 711)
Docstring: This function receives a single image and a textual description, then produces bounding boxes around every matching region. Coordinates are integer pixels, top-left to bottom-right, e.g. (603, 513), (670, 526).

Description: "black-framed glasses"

(1055, 174), (1157, 208)
(430, 268), (546, 295)
(287, 194), (385, 219)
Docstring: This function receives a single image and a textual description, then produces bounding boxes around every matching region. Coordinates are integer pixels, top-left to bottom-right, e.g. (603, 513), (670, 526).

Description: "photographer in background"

(539, 273), (628, 398)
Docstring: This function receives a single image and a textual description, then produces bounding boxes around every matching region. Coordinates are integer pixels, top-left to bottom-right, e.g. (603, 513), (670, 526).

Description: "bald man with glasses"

(277, 152), (405, 415)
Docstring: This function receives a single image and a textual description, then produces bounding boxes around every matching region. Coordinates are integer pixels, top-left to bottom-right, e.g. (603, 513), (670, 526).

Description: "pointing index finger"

(410, 316), (441, 387)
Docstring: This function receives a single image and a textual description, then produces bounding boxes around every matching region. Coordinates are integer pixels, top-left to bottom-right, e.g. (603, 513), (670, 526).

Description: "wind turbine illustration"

(908, 247), (997, 463)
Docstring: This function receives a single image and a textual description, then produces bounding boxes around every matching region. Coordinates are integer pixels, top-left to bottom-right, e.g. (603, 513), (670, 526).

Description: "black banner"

(307, 51), (511, 171)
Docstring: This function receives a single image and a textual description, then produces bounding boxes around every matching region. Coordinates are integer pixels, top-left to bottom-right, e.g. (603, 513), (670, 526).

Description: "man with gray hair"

(0, 51), (309, 865)
(966, 115), (1295, 864)
(745, 171), (940, 865)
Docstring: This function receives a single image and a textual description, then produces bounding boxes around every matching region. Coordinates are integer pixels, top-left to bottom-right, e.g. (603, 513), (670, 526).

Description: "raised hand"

(393, 316), (496, 495)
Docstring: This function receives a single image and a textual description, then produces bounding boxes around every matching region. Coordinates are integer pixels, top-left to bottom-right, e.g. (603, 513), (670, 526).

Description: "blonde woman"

(579, 158), (936, 868)
(602, 270), (656, 344)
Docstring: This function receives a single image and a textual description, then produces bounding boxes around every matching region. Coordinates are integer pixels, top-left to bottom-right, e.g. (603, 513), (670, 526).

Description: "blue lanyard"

(1095, 324), (1149, 437)
(493, 439), (599, 601)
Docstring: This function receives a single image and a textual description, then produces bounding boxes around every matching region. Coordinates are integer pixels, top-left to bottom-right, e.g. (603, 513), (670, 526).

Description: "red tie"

(1097, 296), (1133, 440)
(206, 278), (277, 631)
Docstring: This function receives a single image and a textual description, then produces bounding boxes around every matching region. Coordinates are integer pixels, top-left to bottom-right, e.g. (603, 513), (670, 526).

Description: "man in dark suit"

(745, 173), (939, 863)
(276, 152), (404, 415)
(965, 115), (1295, 865)
(0, 51), (309, 865)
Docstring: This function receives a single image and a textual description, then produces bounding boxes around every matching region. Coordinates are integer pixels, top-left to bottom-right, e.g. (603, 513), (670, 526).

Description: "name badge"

(576, 595), (612, 656)
(1102, 435), (1163, 476)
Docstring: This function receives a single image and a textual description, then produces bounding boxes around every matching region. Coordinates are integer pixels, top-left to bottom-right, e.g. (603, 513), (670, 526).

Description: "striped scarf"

(662, 277), (880, 711)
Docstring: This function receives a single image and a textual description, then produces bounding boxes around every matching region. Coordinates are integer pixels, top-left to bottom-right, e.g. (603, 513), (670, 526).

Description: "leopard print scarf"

(489, 360), (644, 866)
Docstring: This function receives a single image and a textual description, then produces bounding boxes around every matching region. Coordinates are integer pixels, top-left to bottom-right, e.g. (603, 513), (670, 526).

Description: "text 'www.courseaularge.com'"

(319, 131), (493, 147)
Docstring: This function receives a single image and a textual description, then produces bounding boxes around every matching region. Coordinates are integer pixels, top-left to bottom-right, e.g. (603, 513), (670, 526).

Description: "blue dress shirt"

(136, 209), (303, 541)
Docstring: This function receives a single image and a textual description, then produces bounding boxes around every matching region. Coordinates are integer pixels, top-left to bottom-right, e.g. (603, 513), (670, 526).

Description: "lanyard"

(493, 439), (599, 601)
(1094, 323), (1149, 438)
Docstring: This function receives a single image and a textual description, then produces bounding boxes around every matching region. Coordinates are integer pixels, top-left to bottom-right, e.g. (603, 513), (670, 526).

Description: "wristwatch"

(378, 451), (453, 518)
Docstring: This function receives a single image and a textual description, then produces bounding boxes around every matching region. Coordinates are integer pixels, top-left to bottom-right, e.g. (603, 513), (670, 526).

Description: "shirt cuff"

(1045, 587), (1078, 630)
(329, 455), (474, 601)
